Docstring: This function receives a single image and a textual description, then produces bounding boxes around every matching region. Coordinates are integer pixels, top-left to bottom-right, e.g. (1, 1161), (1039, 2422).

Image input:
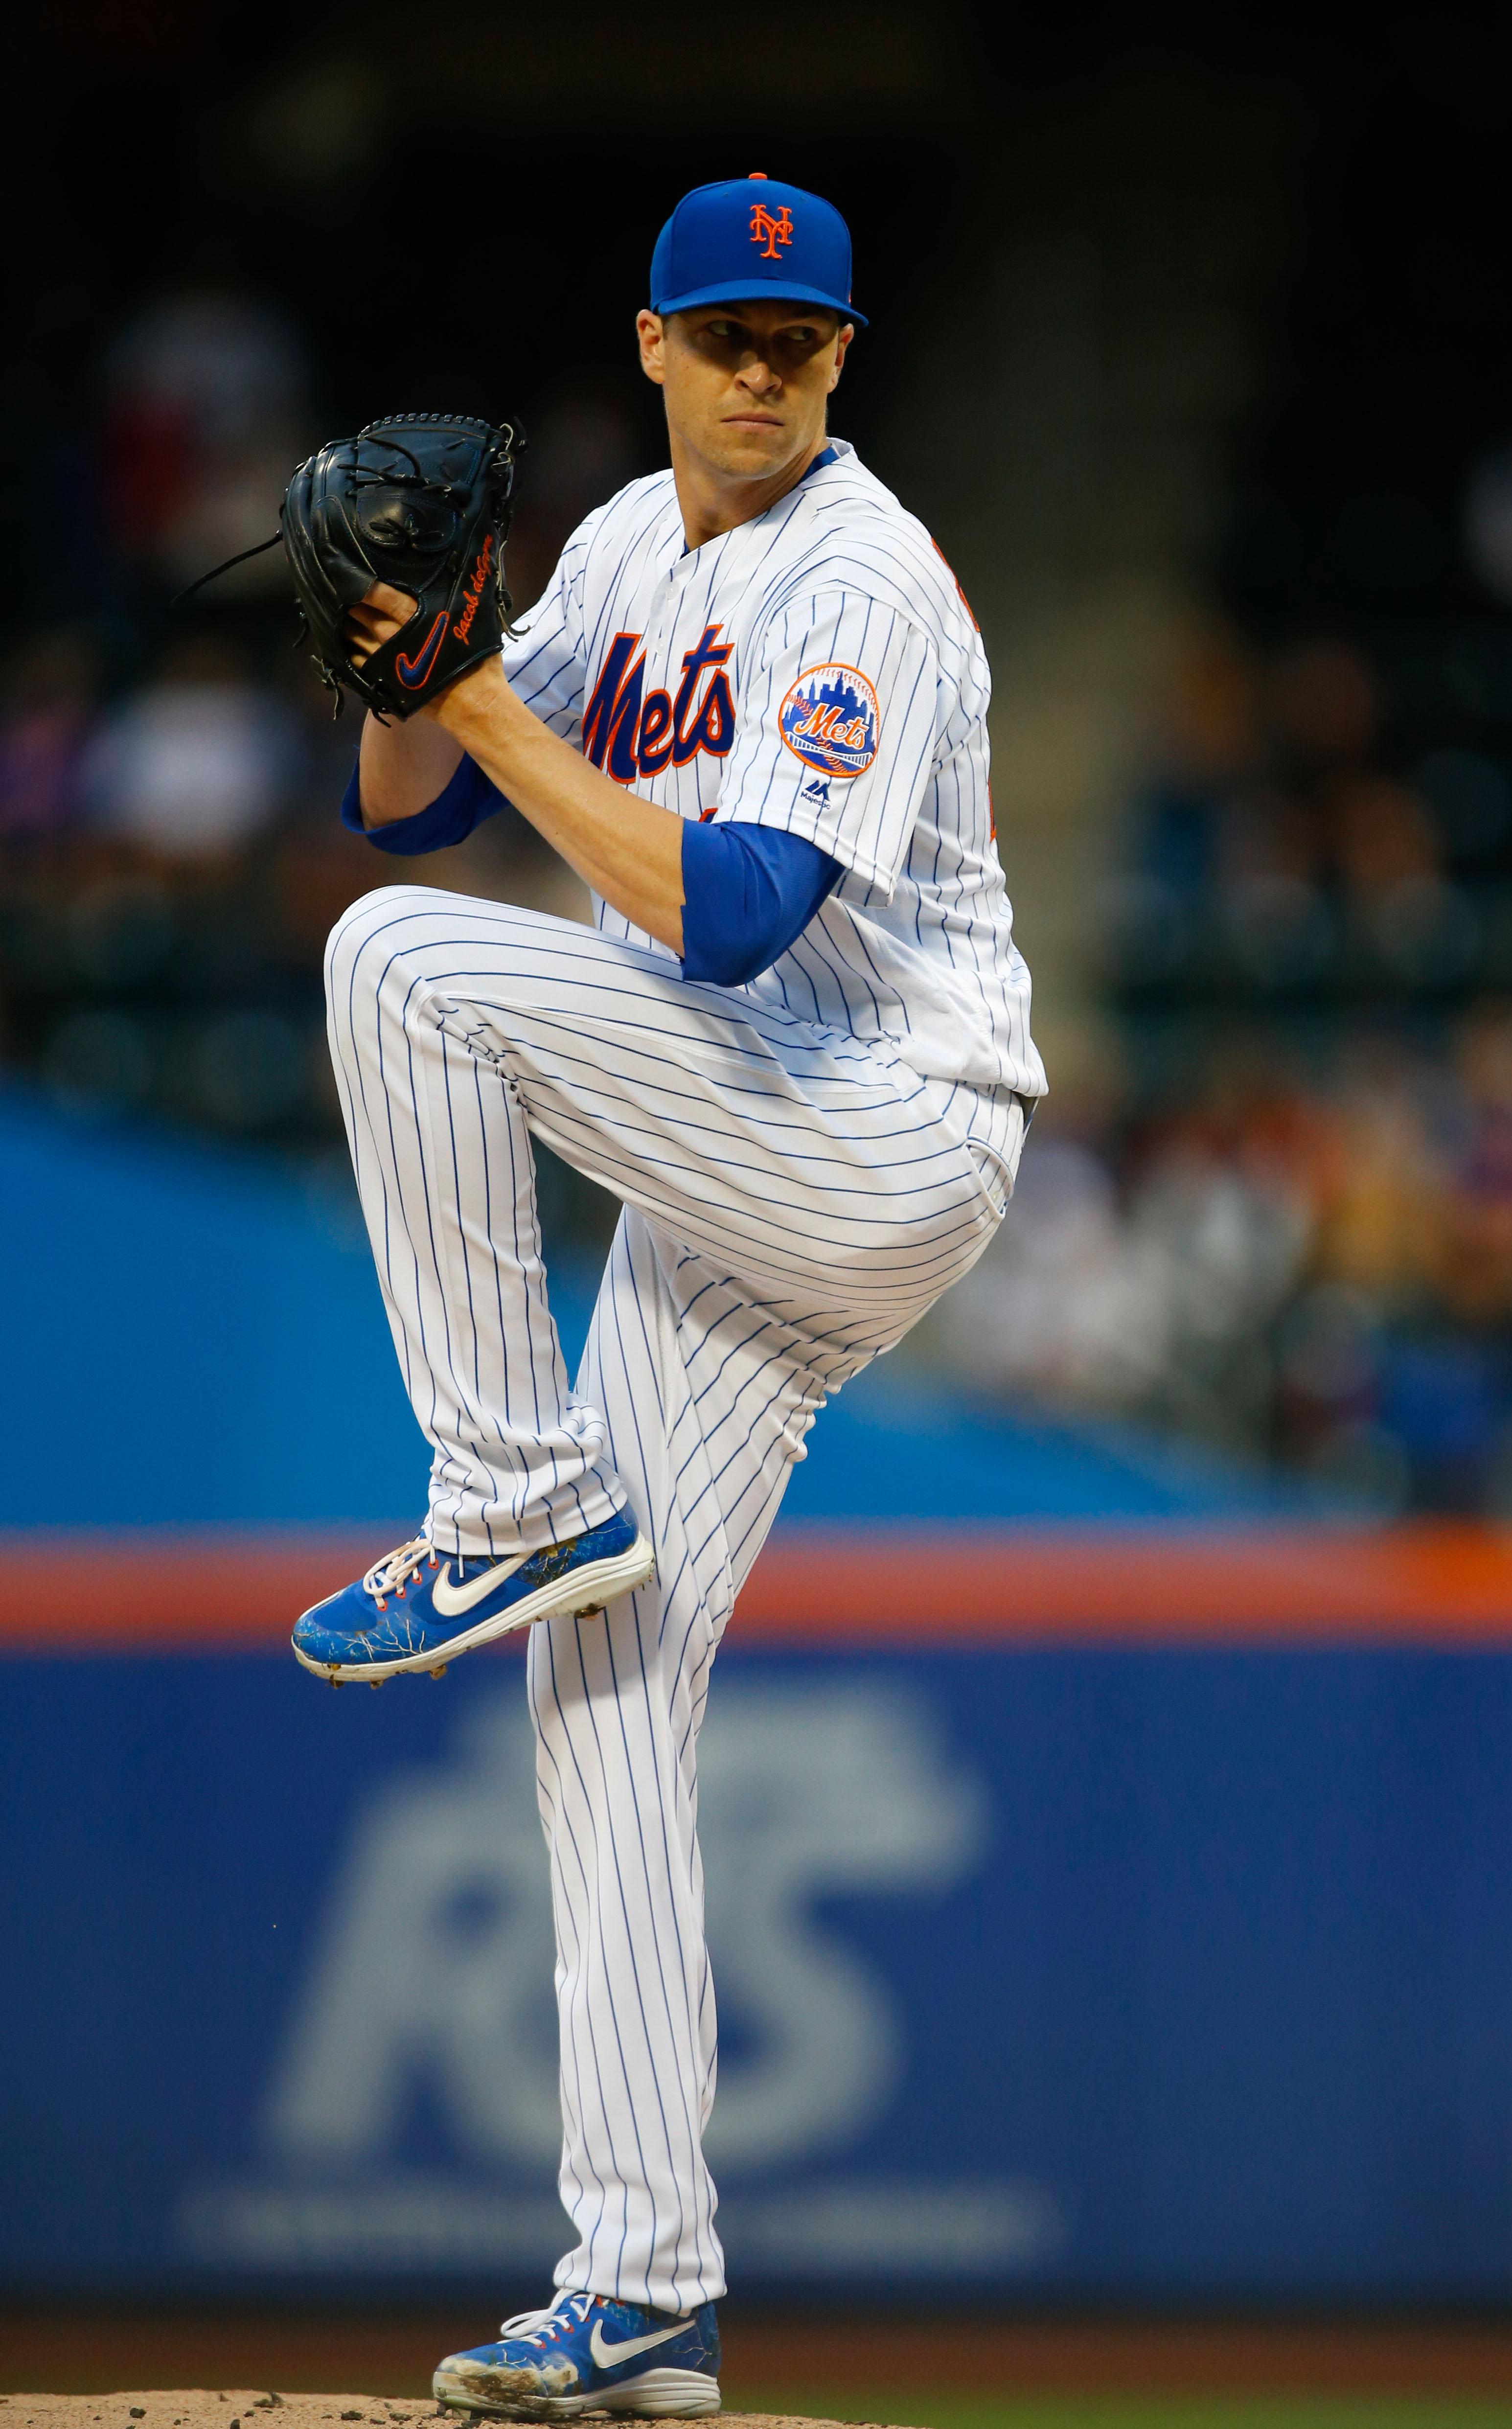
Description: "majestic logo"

(393, 612), (449, 689)
(429, 1552), (527, 1618)
(452, 535), (493, 646)
(581, 622), (736, 785)
(779, 663), (880, 779)
(750, 201), (794, 258)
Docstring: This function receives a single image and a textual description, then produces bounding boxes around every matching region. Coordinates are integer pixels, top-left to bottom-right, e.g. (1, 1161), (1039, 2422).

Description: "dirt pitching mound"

(0, 2401), (911, 2429)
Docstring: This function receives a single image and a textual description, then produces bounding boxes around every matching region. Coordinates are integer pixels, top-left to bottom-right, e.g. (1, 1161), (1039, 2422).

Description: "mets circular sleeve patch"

(778, 663), (881, 779)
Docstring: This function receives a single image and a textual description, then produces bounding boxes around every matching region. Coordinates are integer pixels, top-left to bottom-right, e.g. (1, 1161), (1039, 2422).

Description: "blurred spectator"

(1328, 775), (1439, 895)
(936, 1123), (1313, 1444)
(1437, 1005), (1512, 1325)
(1464, 445), (1512, 607)
(81, 634), (302, 855)
(1309, 1060), (1445, 1302)
(1266, 638), (1379, 772)
(100, 293), (310, 592)
(1116, 621), (1261, 904)
(1416, 748), (1512, 872)
(0, 630), (97, 843)
(1100, 603), (1512, 1456)
(941, 992), (1512, 1511)
(505, 393), (641, 608)
(935, 1140), (1173, 1411)
(1107, 630), (1473, 1002)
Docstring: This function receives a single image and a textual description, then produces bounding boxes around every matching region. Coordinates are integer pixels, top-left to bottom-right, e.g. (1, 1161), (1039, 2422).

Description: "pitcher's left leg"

(525, 1204), (849, 2315)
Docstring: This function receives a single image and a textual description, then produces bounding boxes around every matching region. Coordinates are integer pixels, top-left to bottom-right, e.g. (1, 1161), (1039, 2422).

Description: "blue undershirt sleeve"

(680, 820), (842, 985)
(340, 751), (509, 856)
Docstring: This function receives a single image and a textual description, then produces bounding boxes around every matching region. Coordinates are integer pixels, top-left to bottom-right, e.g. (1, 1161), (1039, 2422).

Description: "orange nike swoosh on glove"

(394, 612), (449, 687)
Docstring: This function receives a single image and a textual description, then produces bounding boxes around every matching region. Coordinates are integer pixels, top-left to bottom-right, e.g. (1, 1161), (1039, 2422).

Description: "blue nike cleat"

(433, 2290), (720, 2418)
(291, 1509), (654, 1683)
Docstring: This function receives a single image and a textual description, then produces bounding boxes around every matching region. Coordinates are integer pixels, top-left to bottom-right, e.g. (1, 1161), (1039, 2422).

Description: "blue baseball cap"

(649, 174), (867, 326)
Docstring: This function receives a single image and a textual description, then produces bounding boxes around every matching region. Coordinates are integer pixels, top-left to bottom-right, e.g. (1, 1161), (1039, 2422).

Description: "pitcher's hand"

(345, 581), (417, 666)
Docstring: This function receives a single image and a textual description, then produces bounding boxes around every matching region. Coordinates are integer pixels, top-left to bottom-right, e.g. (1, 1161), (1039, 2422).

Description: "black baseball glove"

(279, 412), (524, 720)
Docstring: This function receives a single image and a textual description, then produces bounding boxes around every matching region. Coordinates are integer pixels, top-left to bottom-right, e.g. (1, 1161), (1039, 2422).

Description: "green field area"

(725, 2398), (1512, 2429)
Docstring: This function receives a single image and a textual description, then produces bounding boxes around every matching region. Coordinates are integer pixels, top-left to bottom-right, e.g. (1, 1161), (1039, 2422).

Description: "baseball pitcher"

(281, 174), (1046, 2417)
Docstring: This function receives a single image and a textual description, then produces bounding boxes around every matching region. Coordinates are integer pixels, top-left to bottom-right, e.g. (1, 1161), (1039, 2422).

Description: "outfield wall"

(4, 1524), (1511, 2303)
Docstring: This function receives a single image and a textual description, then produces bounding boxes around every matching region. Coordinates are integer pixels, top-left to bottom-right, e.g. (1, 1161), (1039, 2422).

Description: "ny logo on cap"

(750, 202), (793, 259)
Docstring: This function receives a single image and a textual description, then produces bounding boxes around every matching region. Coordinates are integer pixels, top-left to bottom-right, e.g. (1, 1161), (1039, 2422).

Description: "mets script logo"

(779, 663), (879, 780)
(582, 623), (735, 784)
(751, 202), (793, 258)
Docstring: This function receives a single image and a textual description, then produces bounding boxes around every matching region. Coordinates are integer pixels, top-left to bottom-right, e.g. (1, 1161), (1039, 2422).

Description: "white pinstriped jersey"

(501, 439), (1046, 1099)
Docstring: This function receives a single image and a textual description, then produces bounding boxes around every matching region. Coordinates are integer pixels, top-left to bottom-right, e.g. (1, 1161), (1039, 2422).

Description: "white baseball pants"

(325, 884), (1021, 2313)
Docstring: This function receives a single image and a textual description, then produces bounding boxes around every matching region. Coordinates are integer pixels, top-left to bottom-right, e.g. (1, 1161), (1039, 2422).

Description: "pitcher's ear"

(637, 309), (667, 385)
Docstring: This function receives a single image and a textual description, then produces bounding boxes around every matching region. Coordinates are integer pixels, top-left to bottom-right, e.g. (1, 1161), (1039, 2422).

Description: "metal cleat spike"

(429, 1663), (448, 1679)
(576, 1602), (605, 1618)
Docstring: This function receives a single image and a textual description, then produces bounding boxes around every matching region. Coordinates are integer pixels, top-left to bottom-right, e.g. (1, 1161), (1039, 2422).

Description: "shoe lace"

(497, 2291), (596, 2345)
(361, 1535), (439, 1610)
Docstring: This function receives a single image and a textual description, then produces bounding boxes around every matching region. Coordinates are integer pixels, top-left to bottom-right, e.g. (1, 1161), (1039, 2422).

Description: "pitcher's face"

(638, 300), (852, 483)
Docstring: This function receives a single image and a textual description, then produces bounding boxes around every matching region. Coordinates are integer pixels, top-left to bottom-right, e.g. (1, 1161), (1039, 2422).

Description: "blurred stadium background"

(8, 6), (1512, 2422)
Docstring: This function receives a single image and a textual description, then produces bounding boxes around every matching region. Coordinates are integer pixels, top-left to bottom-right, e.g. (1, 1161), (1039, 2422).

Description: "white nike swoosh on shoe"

(430, 1552), (528, 1618)
(588, 2321), (688, 2370)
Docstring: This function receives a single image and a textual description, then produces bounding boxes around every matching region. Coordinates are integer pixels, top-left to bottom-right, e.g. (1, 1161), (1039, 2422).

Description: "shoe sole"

(433, 2364), (719, 2419)
(292, 1535), (656, 1684)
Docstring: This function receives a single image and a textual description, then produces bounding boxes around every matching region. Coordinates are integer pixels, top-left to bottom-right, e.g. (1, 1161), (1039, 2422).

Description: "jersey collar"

(673, 439), (846, 561)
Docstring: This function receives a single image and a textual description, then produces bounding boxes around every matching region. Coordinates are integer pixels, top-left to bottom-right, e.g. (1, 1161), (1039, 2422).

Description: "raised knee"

(323, 885), (425, 1004)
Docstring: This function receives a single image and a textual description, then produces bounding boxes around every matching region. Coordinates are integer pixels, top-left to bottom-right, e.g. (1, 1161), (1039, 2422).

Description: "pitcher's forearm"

(435, 659), (686, 953)
(357, 708), (465, 826)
